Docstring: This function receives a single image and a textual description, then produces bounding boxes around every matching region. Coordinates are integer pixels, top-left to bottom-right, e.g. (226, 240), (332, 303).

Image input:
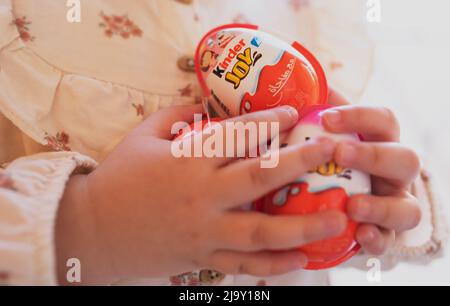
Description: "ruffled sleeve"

(0, 152), (96, 285)
(0, 0), (200, 162)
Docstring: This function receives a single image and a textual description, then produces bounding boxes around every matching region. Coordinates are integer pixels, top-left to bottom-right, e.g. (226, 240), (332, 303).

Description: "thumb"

(135, 103), (205, 140)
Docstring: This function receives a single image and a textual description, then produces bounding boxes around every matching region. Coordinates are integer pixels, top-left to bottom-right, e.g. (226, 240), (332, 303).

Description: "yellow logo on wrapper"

(212, 39), (262, 90)
(225, 48), (252, 89)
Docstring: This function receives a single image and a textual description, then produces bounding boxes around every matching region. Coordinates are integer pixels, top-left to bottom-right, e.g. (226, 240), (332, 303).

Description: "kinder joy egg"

(195, 24), (328, 118)
(255, 105), (372, 270)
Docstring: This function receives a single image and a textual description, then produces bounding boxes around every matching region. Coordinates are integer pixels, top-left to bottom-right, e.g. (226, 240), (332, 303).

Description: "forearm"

(55, 174), (117, 285)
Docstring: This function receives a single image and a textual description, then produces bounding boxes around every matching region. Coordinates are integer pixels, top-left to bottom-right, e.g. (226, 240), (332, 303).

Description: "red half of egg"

(255, 182), (360, 270)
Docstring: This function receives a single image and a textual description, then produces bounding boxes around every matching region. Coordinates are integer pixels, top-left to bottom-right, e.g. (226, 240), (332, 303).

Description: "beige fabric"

(0, 0), (374, 161)
(0, 152), (97, 285)
(0, 0), (444, 285)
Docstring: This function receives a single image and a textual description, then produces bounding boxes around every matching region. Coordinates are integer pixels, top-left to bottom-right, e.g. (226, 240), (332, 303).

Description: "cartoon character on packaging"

(255, 105), (372, 270)
(199, 30), (237, 73)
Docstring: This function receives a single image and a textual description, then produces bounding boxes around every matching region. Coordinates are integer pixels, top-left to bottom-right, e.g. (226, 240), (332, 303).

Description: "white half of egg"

(287, 124), (372, 196)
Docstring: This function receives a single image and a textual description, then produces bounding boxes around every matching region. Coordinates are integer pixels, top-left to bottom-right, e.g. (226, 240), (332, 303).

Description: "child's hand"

(56, 104), (347, 284)
(323, 91), (421, 255)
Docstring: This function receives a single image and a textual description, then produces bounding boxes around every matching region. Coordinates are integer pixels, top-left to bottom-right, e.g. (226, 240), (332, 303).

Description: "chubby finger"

(207, 250), (307, 277)
(356, 224), (396, 255)
(137, 104), (204, 139)
(216, 138), (335, 206)
(322, 106), (400, 142)
(348, 194), (421, 232)
(195, 106), (299, 165)
(215, 211), (347, 252)
(335, 142), (421, 185)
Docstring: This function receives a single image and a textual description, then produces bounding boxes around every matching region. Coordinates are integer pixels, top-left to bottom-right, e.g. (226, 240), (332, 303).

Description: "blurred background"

(330, 0), (450, 285)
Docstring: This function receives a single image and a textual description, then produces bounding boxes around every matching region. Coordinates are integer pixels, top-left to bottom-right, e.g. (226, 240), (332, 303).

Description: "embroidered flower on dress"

(11, 16), (35, 42)
(132, 103), (145, 117)
(99, 12), (143, 39)
(178, 84), (193, 97)
(44, 132), (71, 152)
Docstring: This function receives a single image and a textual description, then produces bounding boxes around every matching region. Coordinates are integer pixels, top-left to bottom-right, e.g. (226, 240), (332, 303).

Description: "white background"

(330, 0), (450, 285)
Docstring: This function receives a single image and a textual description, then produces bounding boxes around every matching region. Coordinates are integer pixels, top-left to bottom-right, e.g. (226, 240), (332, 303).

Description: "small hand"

(57, 104), (346, 284)
(322, 90), (421, 255)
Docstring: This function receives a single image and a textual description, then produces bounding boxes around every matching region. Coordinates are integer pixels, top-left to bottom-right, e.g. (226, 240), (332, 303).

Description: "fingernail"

(339, 143), (357, 164)
(323, 110), (342, 126)
(281, 105), (299, 122)
(355, 199), (371, 220)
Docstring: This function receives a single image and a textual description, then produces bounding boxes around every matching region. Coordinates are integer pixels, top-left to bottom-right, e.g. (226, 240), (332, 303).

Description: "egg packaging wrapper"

(195, 24), (328, 118)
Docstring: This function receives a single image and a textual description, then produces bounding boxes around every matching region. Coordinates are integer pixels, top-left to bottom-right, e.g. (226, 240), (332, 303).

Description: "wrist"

(55, 173), (117, 285)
